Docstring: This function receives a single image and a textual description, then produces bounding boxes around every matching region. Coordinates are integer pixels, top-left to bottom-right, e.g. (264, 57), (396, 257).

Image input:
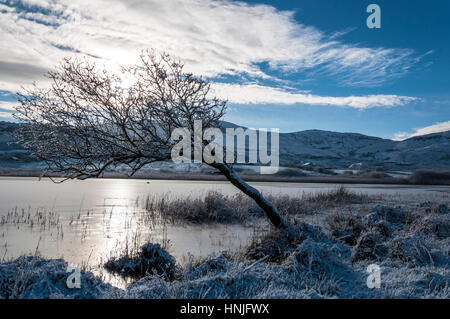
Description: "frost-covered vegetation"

(1, 190), (448, 299)
(143, 186), (370, 224)
(104, 243), (177, 280)
(0, 256), (122, 298)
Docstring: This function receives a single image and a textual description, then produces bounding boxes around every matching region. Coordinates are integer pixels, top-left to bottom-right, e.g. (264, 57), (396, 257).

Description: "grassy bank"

(3, 166), (450, 185)
(142, 186), (371, 224)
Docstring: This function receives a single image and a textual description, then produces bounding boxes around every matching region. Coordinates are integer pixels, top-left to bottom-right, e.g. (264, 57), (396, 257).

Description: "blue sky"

(0, 0), (449, 139)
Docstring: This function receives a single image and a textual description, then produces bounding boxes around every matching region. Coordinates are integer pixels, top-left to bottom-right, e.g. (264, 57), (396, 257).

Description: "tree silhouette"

(15, 50), (288, 229)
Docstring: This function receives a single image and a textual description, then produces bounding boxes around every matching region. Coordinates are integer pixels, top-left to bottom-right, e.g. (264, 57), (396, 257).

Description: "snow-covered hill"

(278, 129), (450, 169)
(1, 121), (449, 170)
(218, 122), (450, 169)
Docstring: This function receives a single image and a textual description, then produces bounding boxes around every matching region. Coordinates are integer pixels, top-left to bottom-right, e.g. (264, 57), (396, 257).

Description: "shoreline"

(0, 170), (412, 185)
(1, 164), (450, 186)
(1, 169), (449, 186)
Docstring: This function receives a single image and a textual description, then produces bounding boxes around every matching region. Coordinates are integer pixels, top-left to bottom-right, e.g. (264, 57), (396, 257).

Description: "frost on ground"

(0, 256), (122, 299)
(0, 202), (448, 299)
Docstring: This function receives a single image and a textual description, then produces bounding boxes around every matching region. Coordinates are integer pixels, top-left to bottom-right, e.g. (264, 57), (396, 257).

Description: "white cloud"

(212, 83), (417, 109)
(394, 120), (450, 140)
(0, 0), (422, 96)
(0, 111), (14, 119)
(0, 100), (17, 119)
(0, 101), (19, 111)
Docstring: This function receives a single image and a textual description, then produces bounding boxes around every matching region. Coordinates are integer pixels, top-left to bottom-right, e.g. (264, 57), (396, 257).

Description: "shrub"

(361, 171), (391, 179)
(364, 205), (407, 225)
(315, 167), (337, 175)
(246, 223), (329, 262)
(408, 169), (450, 185)
(104, 243), (176, 280)
(144, 188), (370, 225)
(351, 232), (388, 263)
(408, 215), (450, 239)
(304, 186), (369, 207)
(274, 168), (306, 177)
(388, 236), (434, 267)
(145, 191), (249, 224)
(325, 212), (365, 246)
(290, 239), (352, 279)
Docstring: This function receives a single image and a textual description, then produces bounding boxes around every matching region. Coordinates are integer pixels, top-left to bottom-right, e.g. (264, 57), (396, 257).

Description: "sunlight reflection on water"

(0, 177), (449, 287)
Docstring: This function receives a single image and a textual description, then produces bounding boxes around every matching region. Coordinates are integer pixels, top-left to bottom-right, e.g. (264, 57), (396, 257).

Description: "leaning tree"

(14, 50), (288, 229)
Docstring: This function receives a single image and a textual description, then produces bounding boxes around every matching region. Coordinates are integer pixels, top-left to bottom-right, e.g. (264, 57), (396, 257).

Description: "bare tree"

(14, 50), (288, 229)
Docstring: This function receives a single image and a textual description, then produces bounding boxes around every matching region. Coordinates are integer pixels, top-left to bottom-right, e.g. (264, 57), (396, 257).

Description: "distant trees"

(14, 51), (288, 229)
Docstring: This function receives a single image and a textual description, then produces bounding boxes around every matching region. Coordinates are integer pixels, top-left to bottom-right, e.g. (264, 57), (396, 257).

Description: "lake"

(1, 177), (449, 287)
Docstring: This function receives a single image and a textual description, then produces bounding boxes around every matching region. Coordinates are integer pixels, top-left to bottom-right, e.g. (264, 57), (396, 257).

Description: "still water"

(0, 177), (449, 286)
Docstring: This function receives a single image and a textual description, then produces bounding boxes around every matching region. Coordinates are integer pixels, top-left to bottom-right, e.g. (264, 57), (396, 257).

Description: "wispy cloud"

(0, 111), (14, 119)
(0, 100), (19, 111)
(394, 120), (450, 140)
(0, 99), (17, 120)
(0, 0), (423, 96)
(212, 83), (418, 109)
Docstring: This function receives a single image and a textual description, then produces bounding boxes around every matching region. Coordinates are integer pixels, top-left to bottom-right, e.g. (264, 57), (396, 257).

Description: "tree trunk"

(211, 163), (288, 229)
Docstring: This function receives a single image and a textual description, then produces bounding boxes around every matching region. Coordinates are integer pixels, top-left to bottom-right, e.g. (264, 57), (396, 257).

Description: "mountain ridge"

(219, 121), (450, 169)
(1, 121), (449, 170)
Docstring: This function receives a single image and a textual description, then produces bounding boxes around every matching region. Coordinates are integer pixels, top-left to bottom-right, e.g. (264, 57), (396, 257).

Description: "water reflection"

(0, 177), (449, 287)
(0, 194), (257, 288)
